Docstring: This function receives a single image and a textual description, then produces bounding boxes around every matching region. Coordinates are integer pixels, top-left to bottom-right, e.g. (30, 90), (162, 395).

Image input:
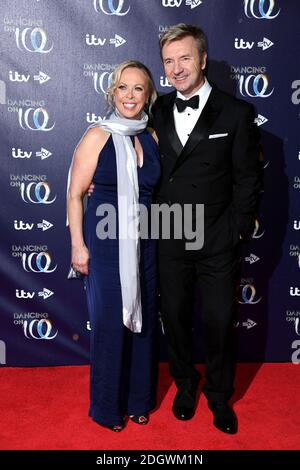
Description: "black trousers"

(159, 247), (240, 403)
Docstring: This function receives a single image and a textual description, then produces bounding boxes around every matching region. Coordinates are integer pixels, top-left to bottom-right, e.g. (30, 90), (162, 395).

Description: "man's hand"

(87, 183), (95, 197)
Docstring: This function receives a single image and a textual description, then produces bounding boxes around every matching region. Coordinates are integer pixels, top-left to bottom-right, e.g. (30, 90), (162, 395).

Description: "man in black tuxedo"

(152, 24), (261, 434)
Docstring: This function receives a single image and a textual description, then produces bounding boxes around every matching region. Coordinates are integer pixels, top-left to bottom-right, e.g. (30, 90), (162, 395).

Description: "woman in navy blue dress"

(67, 61), (160, 431)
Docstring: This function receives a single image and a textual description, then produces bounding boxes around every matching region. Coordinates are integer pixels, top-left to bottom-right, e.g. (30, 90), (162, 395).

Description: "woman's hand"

(71, 245), (90, 275)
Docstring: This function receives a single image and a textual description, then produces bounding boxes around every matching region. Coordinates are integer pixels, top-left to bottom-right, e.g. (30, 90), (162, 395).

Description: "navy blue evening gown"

(83, 130), (161, 427)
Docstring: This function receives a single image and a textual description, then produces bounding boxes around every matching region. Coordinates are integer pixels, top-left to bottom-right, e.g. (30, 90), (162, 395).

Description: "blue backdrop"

(0, 0), (299, 366)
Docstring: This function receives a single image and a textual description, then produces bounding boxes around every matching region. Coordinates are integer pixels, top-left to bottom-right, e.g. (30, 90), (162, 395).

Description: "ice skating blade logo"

(20, 182), (56, 204)
(22, 252), (57, 273)
(239, 74), (274, 98)
(244, 0), (280, 19)
(15, 27), (53, 53)
(93, 0), (130, 15)
(238, 284), (262, 304)
(18, 107), (55, 131)
(23, 319), (58, 339)
(93, 72), (113, 94)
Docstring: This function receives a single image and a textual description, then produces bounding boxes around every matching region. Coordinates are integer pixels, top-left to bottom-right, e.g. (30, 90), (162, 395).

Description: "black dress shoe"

(208, 402), (237, 434)
(172, 389), (196, 421)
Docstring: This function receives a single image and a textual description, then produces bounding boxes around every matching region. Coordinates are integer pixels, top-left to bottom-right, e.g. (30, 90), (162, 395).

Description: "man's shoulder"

(213, 84), (253, 113)
(155, 90), (176, 108)
(151, 91), (175, 125)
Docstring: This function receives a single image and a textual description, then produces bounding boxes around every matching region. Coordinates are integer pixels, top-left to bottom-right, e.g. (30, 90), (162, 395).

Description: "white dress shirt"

(174, 78), (212, 147)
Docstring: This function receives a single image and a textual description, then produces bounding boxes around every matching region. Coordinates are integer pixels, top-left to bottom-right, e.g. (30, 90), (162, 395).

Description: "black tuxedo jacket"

(152, 84), (261, 257)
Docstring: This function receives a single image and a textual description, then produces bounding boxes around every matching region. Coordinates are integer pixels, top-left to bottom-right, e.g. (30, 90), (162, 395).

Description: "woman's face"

(113, 67), (149, 119)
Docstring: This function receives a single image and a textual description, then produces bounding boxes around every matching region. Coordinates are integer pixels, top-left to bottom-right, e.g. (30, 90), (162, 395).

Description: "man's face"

(162, 35), (206, 98)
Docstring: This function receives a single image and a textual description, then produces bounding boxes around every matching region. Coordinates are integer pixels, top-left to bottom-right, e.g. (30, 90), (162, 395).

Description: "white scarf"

(97, 111), (148, 333)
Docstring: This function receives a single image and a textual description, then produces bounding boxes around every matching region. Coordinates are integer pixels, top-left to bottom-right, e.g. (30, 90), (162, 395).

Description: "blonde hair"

(106, 60), (157, 116)
(159, 23), (207, 62)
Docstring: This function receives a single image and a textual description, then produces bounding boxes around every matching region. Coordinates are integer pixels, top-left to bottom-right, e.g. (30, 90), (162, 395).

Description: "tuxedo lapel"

(162, 92), (183, 157)
(170, 87), (222, 175)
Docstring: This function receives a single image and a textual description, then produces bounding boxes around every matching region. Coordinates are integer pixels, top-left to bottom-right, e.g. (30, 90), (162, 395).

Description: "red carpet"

(0, 363), (299, 450)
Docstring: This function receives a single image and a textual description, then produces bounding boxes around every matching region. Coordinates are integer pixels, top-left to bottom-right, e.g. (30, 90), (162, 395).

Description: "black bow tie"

(175, 95), (199, 113)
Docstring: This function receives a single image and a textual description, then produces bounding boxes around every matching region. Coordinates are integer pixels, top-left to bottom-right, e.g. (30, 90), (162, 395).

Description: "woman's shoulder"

(74, 126), (111, 161)
(84, 125), (110, 143)
(76, 126), (110, 152)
